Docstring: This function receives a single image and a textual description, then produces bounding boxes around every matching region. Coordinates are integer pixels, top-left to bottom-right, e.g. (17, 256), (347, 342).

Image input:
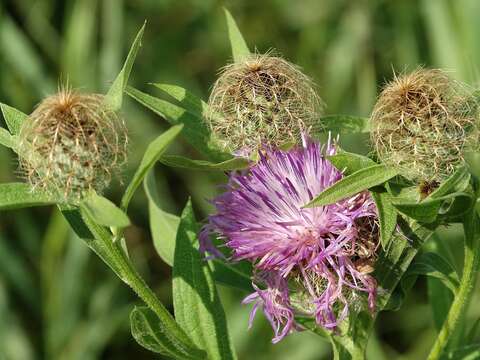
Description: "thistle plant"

(1, 8), (480, 360)
(371, 68), (480, 184)
(207, 53), (322, 154)
(18, 89), (127, 201)
(200, 138), (380, 342)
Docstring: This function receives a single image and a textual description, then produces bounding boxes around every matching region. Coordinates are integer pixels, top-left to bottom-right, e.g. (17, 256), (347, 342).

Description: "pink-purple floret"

(200, 138), (378, 343)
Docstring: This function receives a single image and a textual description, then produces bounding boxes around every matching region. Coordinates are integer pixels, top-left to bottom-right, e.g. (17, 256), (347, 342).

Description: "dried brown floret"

(18, 89), (128, 201)
(371, 68), (480, 183)
(207, 53), (322, 154)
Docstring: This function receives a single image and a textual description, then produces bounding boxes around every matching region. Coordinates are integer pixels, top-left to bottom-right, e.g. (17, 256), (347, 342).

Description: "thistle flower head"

(18, 89), (128, 201)
(207, 53), (322, 154)
(371, 68), (480, 183)
(200, 138), (379, 342)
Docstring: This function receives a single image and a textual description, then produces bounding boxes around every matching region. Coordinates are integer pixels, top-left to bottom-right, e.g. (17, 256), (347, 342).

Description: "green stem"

(427, 209), (480, 360)
(61, 207), (204, 359)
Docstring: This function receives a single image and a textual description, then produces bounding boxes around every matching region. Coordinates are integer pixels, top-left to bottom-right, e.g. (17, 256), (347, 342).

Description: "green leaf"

(0, 103), (27, 134)
(126, 87), (228, 161)
(406, 252), (459, 293)
(160, 155), (249, 171)
(327, 151), (376, 175)
(173, 200), (237, 360)
(0, 128), (16, 150)
(152, 83), (208, 118)
(0, 183), (57, 209)
(130, 306), (206, 359)
(144, 171), (180, 267)
(62, 207), (205, 359)
(370, 189), (397, 250)
(82, 192), (130, 228)
(429, 166), (470, 199)
(313, 115), (370, 134)
(223, 8), (250, 62)
(105, 22), (145, 111)
(392, 192), (473, 223)
(465, 151), (480, 180)
(304, 164), (398, 208)
(145, 172), (252, 291)
(121, 124), (183, 211)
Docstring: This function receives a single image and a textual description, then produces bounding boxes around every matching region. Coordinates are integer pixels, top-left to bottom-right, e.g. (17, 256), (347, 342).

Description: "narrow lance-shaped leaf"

(173, 200), (237, 360)
(405, 252), (460, 293)
(126, 86), (229, 161)
(370, 189), (397, 250)
(223, 8), (250, 62)
(0, 183), (58, 210)
(160, 155), (249, 171)
(144, 171), (180, 267)
(130, 306), (206, 359)
(105, 22), (145, 111)
(327, 151), (376, 175)
(152, 83), (209, 118)
(121, 124), (183, 211)
(304, 164), (398, 208)
(429, 166), (470, 199)
(82, 191), (130, 228)
(312, 115), (370, 135)
(144, 172), (252, 291)
(392, 192), (473, 223)
(0, 128), (16, 150)
(0, 103), (27, 134)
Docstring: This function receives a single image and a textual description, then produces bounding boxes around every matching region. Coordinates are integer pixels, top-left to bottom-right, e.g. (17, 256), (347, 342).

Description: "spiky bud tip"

(18, 89), (128, 201)
(371, 68), (480, 183)
(207, 53), (323, 154)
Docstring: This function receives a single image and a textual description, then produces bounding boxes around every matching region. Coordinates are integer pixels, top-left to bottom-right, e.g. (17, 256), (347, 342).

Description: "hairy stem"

(427, 209), (480, 360)
(61, 206), (204, 359)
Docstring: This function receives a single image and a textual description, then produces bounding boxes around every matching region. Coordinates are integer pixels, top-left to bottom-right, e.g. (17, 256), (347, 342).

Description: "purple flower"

(200, 137), (379, 342)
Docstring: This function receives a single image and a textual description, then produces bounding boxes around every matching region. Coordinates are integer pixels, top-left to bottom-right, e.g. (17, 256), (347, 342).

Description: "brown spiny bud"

(207, 53), (322, 154)
(371, 68), (480, 183)
(18, 89), (128, 201)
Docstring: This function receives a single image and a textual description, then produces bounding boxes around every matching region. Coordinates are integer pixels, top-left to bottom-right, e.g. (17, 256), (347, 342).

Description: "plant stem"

(427, 209), (480, 360)
(61, 207), (204, 358)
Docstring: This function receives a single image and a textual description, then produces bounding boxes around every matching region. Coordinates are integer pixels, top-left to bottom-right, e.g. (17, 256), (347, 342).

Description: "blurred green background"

(0, 0), (479, 359)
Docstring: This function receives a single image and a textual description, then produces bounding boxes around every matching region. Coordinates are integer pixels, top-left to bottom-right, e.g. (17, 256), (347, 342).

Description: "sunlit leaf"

(0, 128), (16, 150)
(160, 155), (249, 171)
(312, 115), (370, 134)
(130, 306), (206, 359)
(370, 189), (397, 249)
(0, 103), (27, 134)
(82, 191), (130, 228)
(304, 164), (398, 208)
(173, 200), (237, 360)
(121, 124), (183, 211)
(105, 22), (145, 111)
(152, 83), (208, 118)
(126, 86), (229, 161)
(327, 151), (376, 175)
(224, 8), (250, 62)
(144, 171), (180, 267)
(0, 183), (57, 209)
